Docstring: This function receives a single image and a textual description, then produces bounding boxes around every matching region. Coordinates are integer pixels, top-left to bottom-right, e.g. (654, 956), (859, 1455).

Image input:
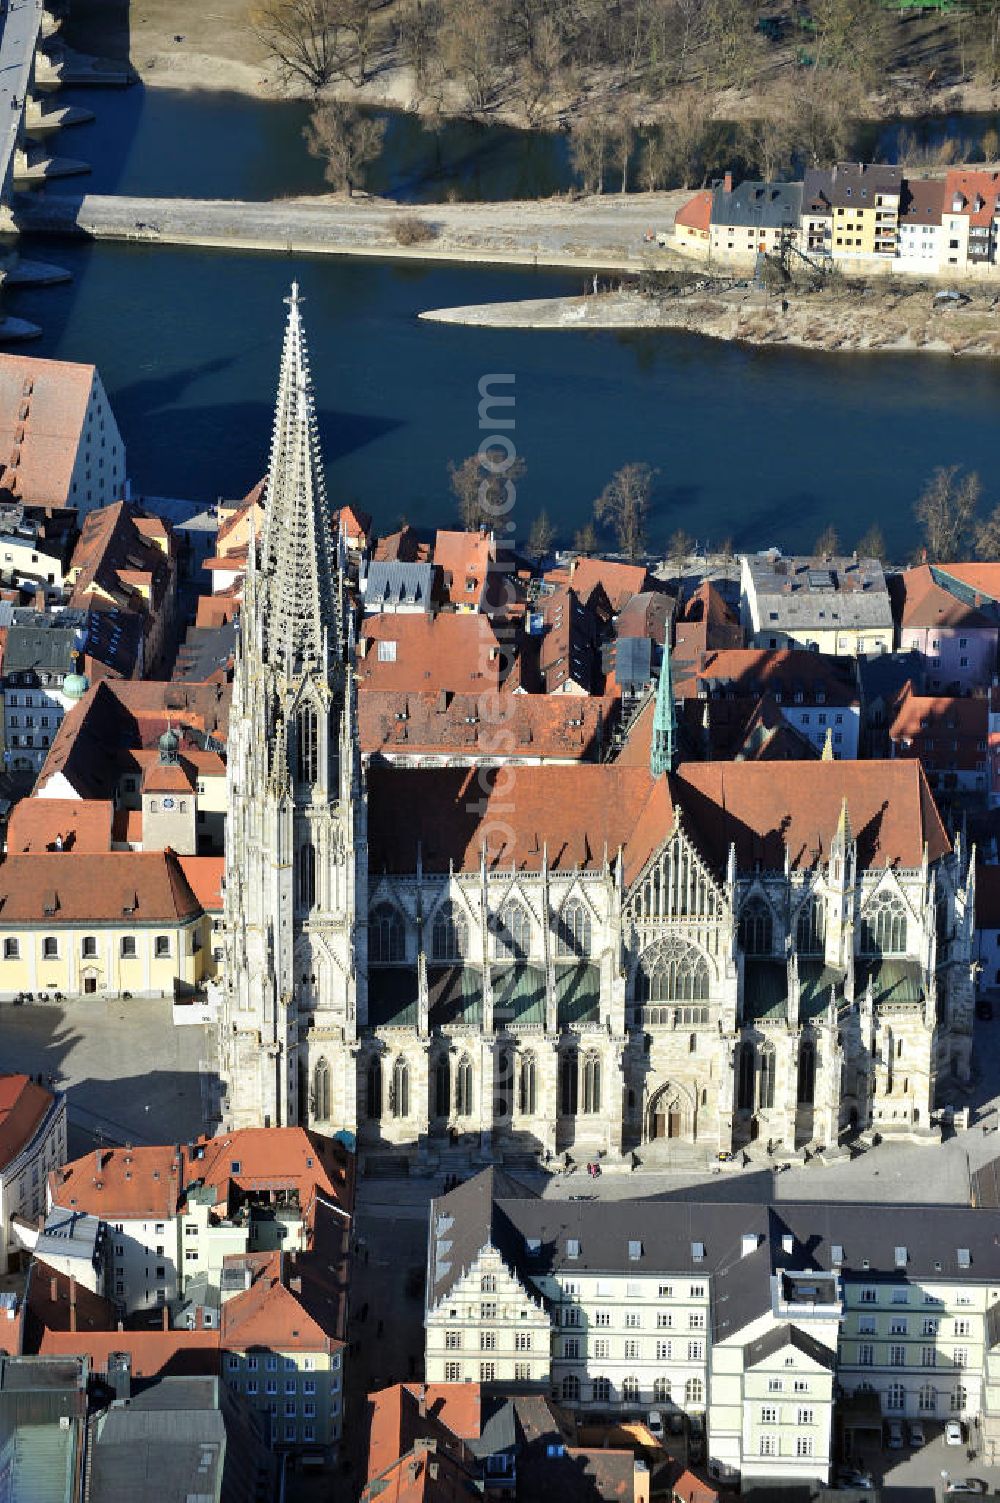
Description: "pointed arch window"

(297, 841), (316, 908)
(557, 899), (591, 958)
(582, 1052), (601, 1115)
(495, 902), (531, 961)
(758, 1045), (776, 1109)
(370, 903), (404, 963)
(560, 1051), (578, 1116)
(795, 894), (826, 955)
(434, 1053), (450, 1118)
(635, 939), (709, 1003)
(296, 704), (319, 784)
(312, 1057), (331, 1121)
(432, 901), (468, 962)
(797, 1039), (816, 1106)
(366, 1058), (382, 1120)
(455, 1054), (474, 1117)
(738, 897), (772, 956)
(391, 1057), (409, 1119)
(736, 1041), (755, 1112)
(860, 891), (907, 957)
(518, 1052), (536, 1116)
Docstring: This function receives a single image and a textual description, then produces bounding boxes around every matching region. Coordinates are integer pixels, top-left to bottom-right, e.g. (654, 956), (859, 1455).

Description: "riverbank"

(419, 282), (1000, 358)
(15, 190), (692, 273)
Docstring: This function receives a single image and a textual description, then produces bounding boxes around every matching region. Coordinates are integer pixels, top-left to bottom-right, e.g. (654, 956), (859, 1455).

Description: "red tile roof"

(177, 856), (224, 912)
(6, 798), (113, 853)
(889, 685), (988, 772)
(899, 564), (997, 630)
(0, 353), (98, 508)
(0, 850), (202, 925)
(935, 563), (1000, 600)
(675, 189), (713, 233)
(37, 1328), (221, 1377)
(67, 501), (174, 621)
(433, 530), (493, 609)
(52, 1126), (354, 1222)
(673, 581), (743, 662)
(358, 614), (504, 695)
(0, 1073), (54, 1170)
(26, 1260), (117, 1339)
(359, 689), (615, 762)
(944, 168), (1000, 226)
(565, 557), (650, 613)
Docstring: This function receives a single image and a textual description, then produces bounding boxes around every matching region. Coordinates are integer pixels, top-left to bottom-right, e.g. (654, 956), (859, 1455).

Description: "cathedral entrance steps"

(363, 1153), (411, 1178)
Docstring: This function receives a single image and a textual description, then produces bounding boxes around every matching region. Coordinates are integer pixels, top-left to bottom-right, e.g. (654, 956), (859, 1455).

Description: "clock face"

(162, 797), (175, 810)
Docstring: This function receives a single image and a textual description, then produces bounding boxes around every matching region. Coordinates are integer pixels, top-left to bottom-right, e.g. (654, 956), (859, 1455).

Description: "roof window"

(691, 1241), (705, 1263)
(894, 1246), (907, 1269)
(566, 1238), (580, 1259)
(628, 1240), (643, 1261)
(957, 1248), (971, 1269)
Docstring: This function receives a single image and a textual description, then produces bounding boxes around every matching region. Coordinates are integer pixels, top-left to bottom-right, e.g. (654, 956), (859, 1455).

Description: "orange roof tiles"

(0, 1073), (54, 1169)
(935, 563), (1000, 600)
(944, 168), (1000, 226)
(0, 353), (97, 509)
(888, 685), (987, 771)
(53, 1126), (354, 1223)
(899, 564), (997, 629)
(675, 189), (713, 233)
(358, 614), (505, 694)
(67, 501), (174, 620)
(566, 557), (650, 613)
(5, 798), (113, 853)
(359, 689), (615, 763)
(177, 856), (224, 912)
(27, 1261), (117, 1338)
(0, 850), (202, 925)
(675, 648), (857, 706)
(37, 1328), (221, 1378)
(433, 530), (493, 609)
(674, 581), (743, 661)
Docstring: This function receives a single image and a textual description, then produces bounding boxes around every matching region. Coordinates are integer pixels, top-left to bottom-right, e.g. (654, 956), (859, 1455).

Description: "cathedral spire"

(650, 634), (677, 777)
(259, 282), (339, 671)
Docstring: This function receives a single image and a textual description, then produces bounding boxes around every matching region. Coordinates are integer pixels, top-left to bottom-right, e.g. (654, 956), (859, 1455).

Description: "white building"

(740, 551), (894, 658)
(427, 1170), (1000, 1488)
(0, 1072), (66, 1271)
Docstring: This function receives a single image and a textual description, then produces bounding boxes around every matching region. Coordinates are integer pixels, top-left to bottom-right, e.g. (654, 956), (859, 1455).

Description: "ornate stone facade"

(220, 290), (975, 1162)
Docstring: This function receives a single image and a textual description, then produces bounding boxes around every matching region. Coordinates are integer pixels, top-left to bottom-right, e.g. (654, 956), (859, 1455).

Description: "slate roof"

(743, 1323), (836, 1372)
(711, 178), (803, 230)
(743, 553), (892, 632)
(826, 162), (903, 209)
(364, 561), (436, 612)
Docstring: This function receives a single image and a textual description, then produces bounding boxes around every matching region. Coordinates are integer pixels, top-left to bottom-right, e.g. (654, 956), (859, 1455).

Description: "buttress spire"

(259, 282), (340, 670)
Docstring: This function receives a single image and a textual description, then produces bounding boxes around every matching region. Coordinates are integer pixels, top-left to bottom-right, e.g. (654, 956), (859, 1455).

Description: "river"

(6, 87), (1000, 553)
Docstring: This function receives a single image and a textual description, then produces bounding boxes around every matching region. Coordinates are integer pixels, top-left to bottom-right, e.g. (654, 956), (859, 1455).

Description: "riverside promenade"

(15, 188), (692, 272)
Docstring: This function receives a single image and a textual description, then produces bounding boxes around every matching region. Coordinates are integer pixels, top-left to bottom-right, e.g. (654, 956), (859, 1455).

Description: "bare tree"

(251, 0), (342, 91)
(569, 113), (610, 194)
(573, 520), (600, 556)
(304, 102), (386, 193)
(593, 462), (654, 561)
(914, 464), (981, 562)
(609, 108), (635, 193)
(787, 74), (858, 168)
(449, 450), (527, 531)
(738, 111), (795, 182)
(814, 523), (840, 557)
(856, 523), (886, 560)
(642, 91), (714, 190)
(975, 504), (1000, 560)
(441, 0), (507, 113)
(668, 527), (695, 569)
(983, 125), (1000, 163)
(528, 510), (556, 563)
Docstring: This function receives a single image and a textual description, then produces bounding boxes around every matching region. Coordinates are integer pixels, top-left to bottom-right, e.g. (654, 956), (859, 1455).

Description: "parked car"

(946, 1419), (964, 1445)
(886, 1420), (905, 1449)
(688, 1415), (705, 1464)
(646, 1411), (664, 1441)
(945, 1482), (987, 1496)
(976, 998), (993, 1021)
(908, 1420), (925, 1447)
(835, 1467), (873, 1490)
(668, 1412), (685, 1436)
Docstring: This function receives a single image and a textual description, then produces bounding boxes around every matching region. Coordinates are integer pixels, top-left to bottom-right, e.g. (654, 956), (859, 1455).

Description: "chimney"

(161, 1304), (169, 1331)
(94, 1149), (102, 1173)
(50, 1275), (58, 1305)
(723, 170), (733, 194)
(69, 1276), (77, 1333)
(417, 1384), (427, 1419)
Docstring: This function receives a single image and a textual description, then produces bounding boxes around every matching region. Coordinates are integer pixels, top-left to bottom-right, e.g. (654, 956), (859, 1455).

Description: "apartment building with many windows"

(427, 1170), (1000, 1488)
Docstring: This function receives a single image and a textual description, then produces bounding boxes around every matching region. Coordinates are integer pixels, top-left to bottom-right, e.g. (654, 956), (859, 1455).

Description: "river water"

(7, 87), (1000, 553)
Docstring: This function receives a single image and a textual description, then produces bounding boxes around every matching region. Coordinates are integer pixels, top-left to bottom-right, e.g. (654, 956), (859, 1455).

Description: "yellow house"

(0, 849), (212, 999)
(828, 162), (902, 261)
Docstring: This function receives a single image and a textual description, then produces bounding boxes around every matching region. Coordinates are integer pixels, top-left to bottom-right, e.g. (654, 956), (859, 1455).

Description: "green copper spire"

(651, 634), (677, 777)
